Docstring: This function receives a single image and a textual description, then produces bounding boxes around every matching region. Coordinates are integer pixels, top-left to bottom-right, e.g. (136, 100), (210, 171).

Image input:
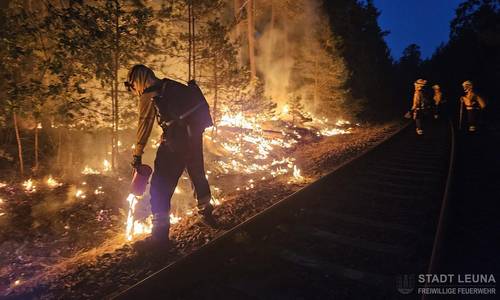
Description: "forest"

(0, 0), (498, 298)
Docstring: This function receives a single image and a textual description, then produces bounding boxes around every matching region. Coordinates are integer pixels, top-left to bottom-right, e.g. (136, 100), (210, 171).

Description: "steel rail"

(111, 119), (457, 300)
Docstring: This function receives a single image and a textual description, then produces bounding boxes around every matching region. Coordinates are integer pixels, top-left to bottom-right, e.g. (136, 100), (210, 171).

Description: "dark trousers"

(150, 132), (211, 216)
(467, 109), (479, 128)
(414, 109), (424, 130)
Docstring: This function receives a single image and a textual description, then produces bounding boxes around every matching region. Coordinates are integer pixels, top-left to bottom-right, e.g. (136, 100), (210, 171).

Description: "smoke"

(257, 22), (295, 107)
(254, 0), (349, 115)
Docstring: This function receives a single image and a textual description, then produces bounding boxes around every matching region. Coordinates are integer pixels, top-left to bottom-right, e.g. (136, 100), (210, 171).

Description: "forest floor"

(0, 120), (403, 299)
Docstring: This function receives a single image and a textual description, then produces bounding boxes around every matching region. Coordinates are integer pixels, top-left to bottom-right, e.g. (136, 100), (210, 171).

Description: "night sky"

(373, 0), (464, 60)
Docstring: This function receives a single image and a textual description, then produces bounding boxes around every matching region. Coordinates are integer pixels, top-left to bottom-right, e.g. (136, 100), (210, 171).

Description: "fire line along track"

(114, 120), (453, 300)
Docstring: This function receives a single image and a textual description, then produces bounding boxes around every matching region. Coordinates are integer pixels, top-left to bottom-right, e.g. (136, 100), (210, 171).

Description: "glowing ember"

(22, 179), (36, 193)
(75, 189), (86, 199)
(94, 187), (104, 195)
(13, 279), (21, 286)
(46, 176), (62, 188)
(0, 182), (6, 188)
(81, 166), (100, 175)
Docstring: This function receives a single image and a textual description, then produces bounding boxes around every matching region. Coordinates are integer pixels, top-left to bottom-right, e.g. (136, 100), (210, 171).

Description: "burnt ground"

(0, 121), (402, 299)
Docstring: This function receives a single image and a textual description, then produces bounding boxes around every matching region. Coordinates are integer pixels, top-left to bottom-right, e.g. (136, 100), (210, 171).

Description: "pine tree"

(0, 6), (46, 176)
(45, 1), (157, 170)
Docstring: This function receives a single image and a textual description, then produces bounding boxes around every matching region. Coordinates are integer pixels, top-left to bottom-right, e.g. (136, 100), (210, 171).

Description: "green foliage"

(426, 0), (499, 107)
(323, 0), (395, 119)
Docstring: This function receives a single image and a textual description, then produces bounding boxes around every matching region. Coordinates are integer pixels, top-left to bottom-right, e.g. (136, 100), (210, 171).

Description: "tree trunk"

(112, 0), (120, 171)
(34, 125), (39, 172)
(313, 53), (319, 112)
(246, 0), (256, 82)
(66, 133), (73, 177)
(269, 0), (275, 59)
(192, 2), (196, 80)
(188, 1), (192, 81)
(57, 129), (62, 168)
(234, 0), (242, 67)
(13, 112), (24, 176)
(211, 57), (219, 138)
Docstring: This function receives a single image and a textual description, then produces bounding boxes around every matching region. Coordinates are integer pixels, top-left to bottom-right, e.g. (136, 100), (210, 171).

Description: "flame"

(36, 123), (42, 129)
(125, 194), (138, 241)
(335, 119), (351, 126)
(103, 159), (111, 172)
(22, 179), (36, 193)
(46, 176), (62, 188)
(125, 194), (153, 241)
(0, 182), (7, 189)
(282, 105), (289, 115)
(293, 165), (303, 180)
(170, 214), (181, 224)
(75, 189), (86, 199)
(82, 166), (100, 175)
(150, 138), (160, 149)
(319, 128), (351, 136)
(121, 107), (353, 241)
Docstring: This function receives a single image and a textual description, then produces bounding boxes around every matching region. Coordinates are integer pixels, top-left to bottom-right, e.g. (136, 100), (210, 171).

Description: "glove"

(131, 155), (142, 169)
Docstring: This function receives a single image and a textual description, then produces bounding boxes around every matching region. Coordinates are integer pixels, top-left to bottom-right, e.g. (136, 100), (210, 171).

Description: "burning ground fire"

(0, 107), (359, 295)
(124, 110), (354, 241)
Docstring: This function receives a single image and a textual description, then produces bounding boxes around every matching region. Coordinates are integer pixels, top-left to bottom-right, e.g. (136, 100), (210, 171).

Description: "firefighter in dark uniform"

(126, 64), (215, 242)
(432, 84), (446, 119)
(460, 80), (486, 132)
(411, 79), (428, 135)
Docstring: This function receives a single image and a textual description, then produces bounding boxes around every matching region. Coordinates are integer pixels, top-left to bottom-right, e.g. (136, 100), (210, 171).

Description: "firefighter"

(411, 79), (428, 135)
(126, 64), (215, 243)
(432, 84), (445, 119)
(460, 80), (486, 132)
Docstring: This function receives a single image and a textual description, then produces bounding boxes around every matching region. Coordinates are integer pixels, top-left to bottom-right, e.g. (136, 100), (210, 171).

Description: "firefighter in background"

(432, 84), (446, 119)
(126, 64), (215, 243)
(460, 80), (486, 132)
(411, 79), (428, 135)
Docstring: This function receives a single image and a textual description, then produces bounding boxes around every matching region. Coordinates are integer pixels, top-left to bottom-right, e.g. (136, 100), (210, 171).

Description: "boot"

(151, 212), (170, 243)
(198, 202), (217, 228)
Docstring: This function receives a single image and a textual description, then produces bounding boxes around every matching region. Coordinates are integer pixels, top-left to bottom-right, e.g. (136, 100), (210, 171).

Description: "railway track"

(114, 120), (453, 300)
